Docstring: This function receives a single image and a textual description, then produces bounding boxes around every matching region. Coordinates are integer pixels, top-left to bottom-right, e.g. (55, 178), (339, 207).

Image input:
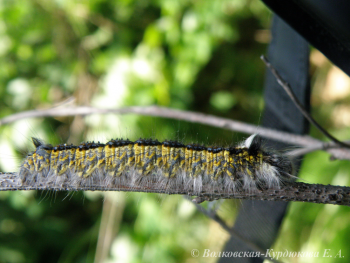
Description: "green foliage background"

(0, 1), (350, 263)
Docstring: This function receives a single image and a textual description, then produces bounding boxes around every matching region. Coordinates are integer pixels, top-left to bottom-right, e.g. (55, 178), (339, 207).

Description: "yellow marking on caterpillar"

(68, 147), (76, 172)
(213, 150), (224, 179)
(57, 147), (70, 175)
(82, 145), (99, 177)
(22, 154), (35, 173)
(35, 148), (51, 172)
(50, 148), (59, 175)
(75, 146), (86, 177)
(143, 144), (157, 175)
(114, 143), (122, 176)
(126, 143), (134, 169)
(105, 143), (115, 176)
(97, 145), (105, 169)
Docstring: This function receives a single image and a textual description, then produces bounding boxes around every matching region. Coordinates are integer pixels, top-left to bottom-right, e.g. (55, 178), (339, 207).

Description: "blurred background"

(0, 0), (350, 262)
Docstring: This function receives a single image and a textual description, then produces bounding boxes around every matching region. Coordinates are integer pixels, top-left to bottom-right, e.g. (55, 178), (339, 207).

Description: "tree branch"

(1, 172), (349, 206)
(1, 105), (350, 160)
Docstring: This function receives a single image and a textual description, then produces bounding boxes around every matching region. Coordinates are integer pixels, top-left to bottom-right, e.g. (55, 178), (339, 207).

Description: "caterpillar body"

(18, 134), (293, 195)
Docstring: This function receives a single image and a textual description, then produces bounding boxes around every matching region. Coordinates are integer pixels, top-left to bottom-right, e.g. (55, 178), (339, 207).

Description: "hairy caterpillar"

(16, 134), (294, 195)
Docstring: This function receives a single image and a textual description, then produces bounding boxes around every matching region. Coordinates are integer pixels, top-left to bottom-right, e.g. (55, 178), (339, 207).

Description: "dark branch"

(1, 172), (350, 206)
(261, 55), (350, 149)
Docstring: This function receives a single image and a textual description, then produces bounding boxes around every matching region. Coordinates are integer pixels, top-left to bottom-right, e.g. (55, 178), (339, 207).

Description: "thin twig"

(261, 55), (350, 149)
(287, 141), (350, 157)
(1, 105), (350, 160)
(184, 196), (281, 263)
